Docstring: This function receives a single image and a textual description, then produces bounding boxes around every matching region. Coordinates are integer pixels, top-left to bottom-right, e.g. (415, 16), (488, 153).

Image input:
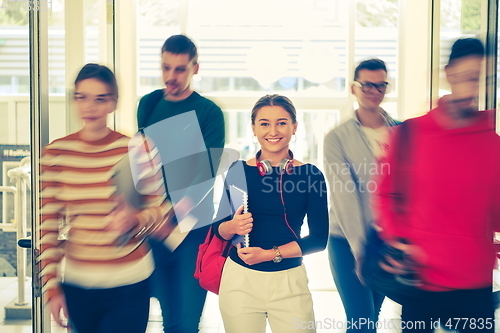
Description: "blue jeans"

(328, 236), (385, 333)
(150, 226), (208, 333)
(62, 278), (150, 333)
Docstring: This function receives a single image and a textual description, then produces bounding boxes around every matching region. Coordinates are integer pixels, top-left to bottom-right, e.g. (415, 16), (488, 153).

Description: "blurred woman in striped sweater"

(38, 63), (175, 333)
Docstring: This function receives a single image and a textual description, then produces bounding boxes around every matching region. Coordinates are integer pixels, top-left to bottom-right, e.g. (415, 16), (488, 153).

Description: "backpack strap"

(138, 88), (164, 129)
(207, 225), (233, 257)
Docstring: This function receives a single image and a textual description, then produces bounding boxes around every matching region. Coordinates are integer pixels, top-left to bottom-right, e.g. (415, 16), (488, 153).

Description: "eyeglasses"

(353, 81), (389, 93)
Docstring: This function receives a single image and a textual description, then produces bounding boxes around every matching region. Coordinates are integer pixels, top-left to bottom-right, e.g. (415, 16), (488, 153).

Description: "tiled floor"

(0, 250), (401, 333)
(0, 251), (498, 333)
(3, 284), (394, 333)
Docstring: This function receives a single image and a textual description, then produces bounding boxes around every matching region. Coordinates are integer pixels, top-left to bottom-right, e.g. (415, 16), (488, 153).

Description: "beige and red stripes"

(38, 131), (170, 302)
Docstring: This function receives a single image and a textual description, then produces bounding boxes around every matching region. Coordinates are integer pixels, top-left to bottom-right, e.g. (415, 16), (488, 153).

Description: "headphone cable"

(279, 172), (299, 239)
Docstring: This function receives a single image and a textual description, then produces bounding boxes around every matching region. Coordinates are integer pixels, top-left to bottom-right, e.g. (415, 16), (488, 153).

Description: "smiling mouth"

(266, 138), (282, 142)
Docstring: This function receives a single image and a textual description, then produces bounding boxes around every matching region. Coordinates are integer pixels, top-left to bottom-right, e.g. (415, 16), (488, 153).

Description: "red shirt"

(375, 97), (500, 291)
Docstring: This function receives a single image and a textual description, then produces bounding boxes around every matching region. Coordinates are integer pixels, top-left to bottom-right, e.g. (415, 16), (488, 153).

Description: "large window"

(136, 0), (182, 96)
(437, 0), (486, 100)
(134, 0), (404, 166)
(355, 0), (399, 117)
(188, 0), (348, 97)
(0, 0), (31, 234)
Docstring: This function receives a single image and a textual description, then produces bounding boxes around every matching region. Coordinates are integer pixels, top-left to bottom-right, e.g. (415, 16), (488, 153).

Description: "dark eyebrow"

(258, 118), (289, 122)
(162, 63), (187, 68)
(73, 92), (112, 97)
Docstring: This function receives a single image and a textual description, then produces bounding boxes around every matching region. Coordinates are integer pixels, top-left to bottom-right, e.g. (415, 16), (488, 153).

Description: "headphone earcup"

(279, 158), (294, 175)
(257, 159), (272, 176)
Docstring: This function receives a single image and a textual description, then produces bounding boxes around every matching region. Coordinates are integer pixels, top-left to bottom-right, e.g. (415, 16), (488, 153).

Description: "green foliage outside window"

(356, 0), (398, 28)
(461, 0), (481, 32)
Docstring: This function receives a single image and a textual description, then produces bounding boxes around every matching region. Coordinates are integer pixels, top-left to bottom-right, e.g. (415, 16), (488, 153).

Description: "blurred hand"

(172, 196), (194, 222)
(237, 245), (273, 265)
(379, 239), (426, 274)
(105, 195), (140, 235)
(230, 205), (253, 236)
(379, 255), (410, 275)
(128, 133), (160, 187)
(49, 293), (69, 329)
(149, 196), (194, 241)
(386, 238), (427, 266)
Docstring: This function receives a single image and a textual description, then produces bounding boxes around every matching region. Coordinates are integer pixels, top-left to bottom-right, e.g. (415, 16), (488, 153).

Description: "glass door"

(0, 0), (33, 331)
(30, 0), (117, 331)
(432, 0), (491, 109)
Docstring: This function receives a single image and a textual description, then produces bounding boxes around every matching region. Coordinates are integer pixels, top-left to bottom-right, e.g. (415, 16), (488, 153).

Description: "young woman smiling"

(213, 94), (329, 333)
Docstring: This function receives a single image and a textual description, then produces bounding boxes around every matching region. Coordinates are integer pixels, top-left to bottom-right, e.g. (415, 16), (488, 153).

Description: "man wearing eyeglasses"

(323, 59), (399, 332)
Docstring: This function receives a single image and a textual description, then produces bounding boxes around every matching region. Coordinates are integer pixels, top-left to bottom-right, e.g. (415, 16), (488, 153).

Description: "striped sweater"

(38, 130), (171, 302)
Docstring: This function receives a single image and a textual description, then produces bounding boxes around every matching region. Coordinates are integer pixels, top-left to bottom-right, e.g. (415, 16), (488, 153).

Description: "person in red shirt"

(375, 38), (500, 332)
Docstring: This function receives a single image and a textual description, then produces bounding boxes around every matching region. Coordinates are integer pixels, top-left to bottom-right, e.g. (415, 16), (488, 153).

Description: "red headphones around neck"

(256, 150), (294, 176)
